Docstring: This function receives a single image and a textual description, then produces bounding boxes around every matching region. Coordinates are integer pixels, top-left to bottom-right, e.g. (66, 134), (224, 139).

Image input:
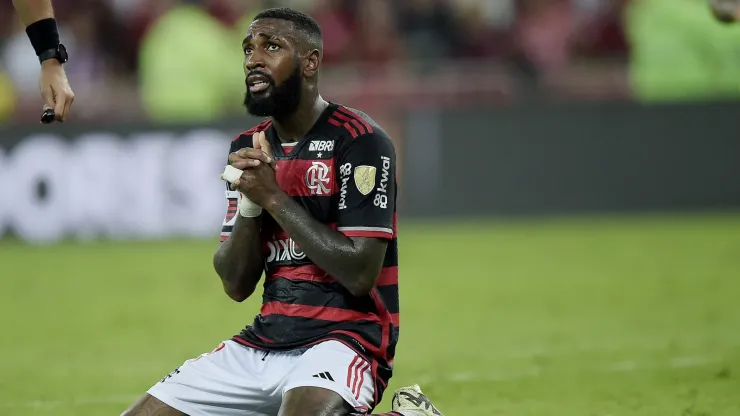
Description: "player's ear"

(303, 49), (320, 78)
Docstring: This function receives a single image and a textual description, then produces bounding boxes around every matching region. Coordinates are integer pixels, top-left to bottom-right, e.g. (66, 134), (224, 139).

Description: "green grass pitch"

(1, 213), (739, 415)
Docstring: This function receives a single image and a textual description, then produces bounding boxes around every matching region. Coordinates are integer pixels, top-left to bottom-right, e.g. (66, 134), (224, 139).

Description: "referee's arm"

(709, 0), (740, 23)
(12, 0), (75, 122)
(12, 0), (54, 25)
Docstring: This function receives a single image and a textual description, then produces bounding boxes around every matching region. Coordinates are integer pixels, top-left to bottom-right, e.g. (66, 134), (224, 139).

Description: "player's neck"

(271, 93), (329, 143)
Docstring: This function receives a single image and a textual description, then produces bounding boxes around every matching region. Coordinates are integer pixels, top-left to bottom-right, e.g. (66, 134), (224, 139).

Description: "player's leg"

(278, 386), (354, 416)
(278, 385), (442, 416)
(121, 394), (186, 416)
(279, 340), (375, 415)
(278, 340), (443, 416)
(121, 340), (283, 416)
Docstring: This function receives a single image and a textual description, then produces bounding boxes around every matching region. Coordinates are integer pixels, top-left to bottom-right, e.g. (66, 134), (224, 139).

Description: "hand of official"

(39, 59), (74, 122)
(709, 0), (739, 23)
(227, 131), (282, 209)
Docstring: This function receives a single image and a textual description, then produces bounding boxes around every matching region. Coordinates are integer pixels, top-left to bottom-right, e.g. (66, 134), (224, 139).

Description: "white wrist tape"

(238, 193), (262, 217)
(222, 165), (262, 217)
(221, 165), (244, 183)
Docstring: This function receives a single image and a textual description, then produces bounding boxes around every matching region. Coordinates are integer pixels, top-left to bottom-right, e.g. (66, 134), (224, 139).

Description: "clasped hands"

(222, 131), (281, 215)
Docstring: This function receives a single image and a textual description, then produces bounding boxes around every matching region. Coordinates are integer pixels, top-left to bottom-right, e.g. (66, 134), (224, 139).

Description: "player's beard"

(243, 60), (302, 118)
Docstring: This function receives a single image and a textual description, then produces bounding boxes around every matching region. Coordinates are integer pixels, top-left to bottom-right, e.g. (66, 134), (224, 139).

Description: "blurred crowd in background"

(1, 0), (739, 124)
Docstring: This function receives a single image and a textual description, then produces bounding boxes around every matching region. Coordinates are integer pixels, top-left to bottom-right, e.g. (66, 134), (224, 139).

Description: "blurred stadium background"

(2, 0), (740, 415)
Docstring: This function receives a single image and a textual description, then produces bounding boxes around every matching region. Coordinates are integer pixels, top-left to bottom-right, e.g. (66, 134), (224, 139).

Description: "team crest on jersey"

(305, 161), (332, 195)
(353, 165), (376, 196)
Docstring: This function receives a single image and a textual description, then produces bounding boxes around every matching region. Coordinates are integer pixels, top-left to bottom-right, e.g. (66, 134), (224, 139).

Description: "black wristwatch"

(38, 43), (68, 65)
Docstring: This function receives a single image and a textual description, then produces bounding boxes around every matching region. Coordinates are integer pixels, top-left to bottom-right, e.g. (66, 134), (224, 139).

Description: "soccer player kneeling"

(121, 7), (442, 416)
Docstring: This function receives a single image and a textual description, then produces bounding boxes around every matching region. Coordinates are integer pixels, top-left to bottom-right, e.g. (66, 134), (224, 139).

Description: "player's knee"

(279, 387), (353, 416)
(120, 394), (186, 416)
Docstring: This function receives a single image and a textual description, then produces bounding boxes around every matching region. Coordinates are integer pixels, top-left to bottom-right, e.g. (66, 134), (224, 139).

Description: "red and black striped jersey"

(220, 103), (399, 406)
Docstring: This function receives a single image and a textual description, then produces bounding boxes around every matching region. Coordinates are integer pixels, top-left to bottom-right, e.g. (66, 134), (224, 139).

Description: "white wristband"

(238, 193), (262, 217)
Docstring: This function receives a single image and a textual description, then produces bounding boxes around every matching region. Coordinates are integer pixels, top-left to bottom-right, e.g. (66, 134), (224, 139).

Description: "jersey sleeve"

(220, 140), (240, 242)
(335, 131), (397, 240)
(220, 124), (270, 242)
(220, 188), (240, 242)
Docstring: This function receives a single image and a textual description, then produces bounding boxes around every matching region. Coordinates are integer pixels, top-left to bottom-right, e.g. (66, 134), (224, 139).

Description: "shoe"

(390, 384), (443, 416)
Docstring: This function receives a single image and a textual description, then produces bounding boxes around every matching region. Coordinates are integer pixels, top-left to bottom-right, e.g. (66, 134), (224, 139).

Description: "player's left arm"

(246, 132), (395, 297)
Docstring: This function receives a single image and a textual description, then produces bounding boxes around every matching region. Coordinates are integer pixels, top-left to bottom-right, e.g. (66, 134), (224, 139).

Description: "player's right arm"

(213, 213), (264, 302)
(212, 139), (269, 302)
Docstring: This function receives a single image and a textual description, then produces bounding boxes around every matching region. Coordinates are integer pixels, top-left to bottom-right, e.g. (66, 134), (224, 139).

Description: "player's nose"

(245, 52), (266, 71)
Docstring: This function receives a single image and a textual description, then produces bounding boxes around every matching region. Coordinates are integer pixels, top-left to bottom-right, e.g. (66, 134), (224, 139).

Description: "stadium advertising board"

(2, 100), (740, 243)
(0, 127), (235, 243)
(402, 101), (740, 218)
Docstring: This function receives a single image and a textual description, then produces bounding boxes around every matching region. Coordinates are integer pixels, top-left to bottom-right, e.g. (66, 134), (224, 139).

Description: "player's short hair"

(253, 8), (323, 52)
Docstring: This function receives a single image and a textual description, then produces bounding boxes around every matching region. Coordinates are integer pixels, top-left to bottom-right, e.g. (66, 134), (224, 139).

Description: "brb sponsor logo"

(309, 140), (334, 152)
(374, 156), (391, 209)
(266, 237), (306, 263)
(305, 161), (331, 195)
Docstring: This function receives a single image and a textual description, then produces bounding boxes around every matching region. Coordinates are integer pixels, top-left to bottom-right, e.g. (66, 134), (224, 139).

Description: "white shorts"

(147, 340), (375, 416)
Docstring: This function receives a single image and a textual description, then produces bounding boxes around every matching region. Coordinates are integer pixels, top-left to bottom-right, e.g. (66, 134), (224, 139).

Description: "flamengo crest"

(305, 161), (331, 195)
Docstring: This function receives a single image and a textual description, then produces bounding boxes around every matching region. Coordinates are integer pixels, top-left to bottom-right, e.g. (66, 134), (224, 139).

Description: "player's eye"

(267, 43), (280, 52)
(244, 47), (253, 55)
